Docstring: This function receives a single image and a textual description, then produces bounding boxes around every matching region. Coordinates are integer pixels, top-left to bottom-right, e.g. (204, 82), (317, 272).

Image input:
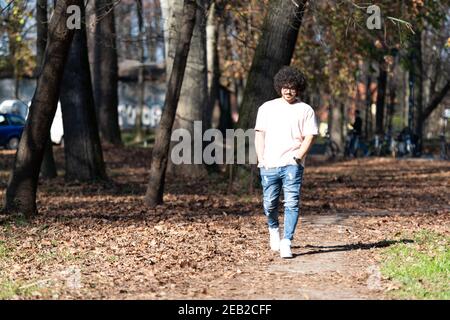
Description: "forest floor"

(0, 146), (449, 299)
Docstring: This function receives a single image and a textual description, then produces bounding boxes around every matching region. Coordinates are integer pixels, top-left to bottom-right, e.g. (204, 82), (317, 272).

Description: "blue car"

(0, 113), (25, 149)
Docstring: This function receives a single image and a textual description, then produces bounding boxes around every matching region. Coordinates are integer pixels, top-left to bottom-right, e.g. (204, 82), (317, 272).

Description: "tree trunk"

(4, 0), (80, 217)
(375, 59), (387, 135)
(134, 0), (146, 143)
(332, 100), (345, 151)
(365, 74), (372, 140)
(60, 5), (107, 182)
(40, 140), (57, 179)
(165, 0), (209, 178)
(205, 2), (219, 130)
(145, 0), (197, 207)
(36, 0), (48, 70)
(148, 0), (162, 62)
(413, 32), (424, 154)
(14, 69), (19, 99)
(203, 1), (220, 173)
(237, 0), (308, 130)
(36, 0), (58, 179)
(93, 0), (122, 145)
(402, 69), (409, 128)
(218, 85), (233, 134)
(387, 78), (397, 132)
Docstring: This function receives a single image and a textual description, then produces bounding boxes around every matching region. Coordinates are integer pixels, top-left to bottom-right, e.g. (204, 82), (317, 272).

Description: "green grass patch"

(0, 241), (9, 259)
(380, 230), (450, 300)
(0, 279), (40, 300)
(121, 130), (155, 147)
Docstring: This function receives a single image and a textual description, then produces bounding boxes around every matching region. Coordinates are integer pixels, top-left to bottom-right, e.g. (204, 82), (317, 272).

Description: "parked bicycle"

(395, 127), (417, 157)
(368, 132), (396, 157)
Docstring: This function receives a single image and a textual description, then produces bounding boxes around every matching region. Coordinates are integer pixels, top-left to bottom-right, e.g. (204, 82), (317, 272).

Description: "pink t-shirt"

(254, 98), (318, 168)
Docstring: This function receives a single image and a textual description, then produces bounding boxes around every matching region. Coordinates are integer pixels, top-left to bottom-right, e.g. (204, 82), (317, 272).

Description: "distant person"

(352, 110), (362, 137)
(350, 110), (363, 156)
(254, 66), (318, 258)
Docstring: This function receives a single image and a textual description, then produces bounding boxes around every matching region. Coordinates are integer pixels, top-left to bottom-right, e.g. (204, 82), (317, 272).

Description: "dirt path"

(200, 214), (386, 300)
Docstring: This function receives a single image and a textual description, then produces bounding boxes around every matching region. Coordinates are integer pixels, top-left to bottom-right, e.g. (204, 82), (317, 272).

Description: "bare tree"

(164, 0), (209, 178)
(205, 1), (220, 130)
(4, 0), (80, 217)
(93, 0), (122, 145)
(60, 3), (107, 181)
(36, 0), (58, 179)
(375, 58), (388, 135)
(134, 0), (146, 143)
(145, 0), (197, 207)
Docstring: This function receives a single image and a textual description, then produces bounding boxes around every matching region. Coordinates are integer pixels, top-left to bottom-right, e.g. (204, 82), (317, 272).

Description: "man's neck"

(281, 97), (299, 104)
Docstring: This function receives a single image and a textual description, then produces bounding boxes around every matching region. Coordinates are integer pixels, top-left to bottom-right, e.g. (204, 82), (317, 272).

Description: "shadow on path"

(292, 239), (413, 257)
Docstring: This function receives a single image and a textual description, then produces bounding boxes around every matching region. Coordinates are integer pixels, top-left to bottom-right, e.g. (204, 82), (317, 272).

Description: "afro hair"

(273, 66), (307, 96)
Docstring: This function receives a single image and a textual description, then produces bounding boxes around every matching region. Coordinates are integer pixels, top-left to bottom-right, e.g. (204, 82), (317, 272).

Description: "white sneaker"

(269, 227), (280, 251)
(280, 239), (293, 258)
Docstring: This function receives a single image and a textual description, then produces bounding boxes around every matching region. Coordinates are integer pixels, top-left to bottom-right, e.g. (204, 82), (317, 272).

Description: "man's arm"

(255, 130), (265, 167)
(296, 135), (316, 161)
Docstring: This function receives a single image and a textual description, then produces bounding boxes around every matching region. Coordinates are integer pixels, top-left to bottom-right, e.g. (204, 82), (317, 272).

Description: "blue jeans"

(350, 134), (360, 156)
(259, 165), (304, 240)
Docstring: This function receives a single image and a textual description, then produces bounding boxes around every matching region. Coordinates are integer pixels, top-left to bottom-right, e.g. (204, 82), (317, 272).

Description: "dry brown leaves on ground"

(0, 146), (449, 299)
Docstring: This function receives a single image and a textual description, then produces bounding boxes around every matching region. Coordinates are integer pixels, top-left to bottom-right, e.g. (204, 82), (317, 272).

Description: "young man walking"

(254, 66), (318, 258)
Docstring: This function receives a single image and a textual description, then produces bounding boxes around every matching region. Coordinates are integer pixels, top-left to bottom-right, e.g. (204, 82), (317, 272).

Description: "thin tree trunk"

(36, 0), (48, 70)
(237, 0), (308, 130)
(148, 0), (162, 62)
(40, 139), (57, 179)
(387, 79), (397, 132)
(166, 0), (208, 178)
(60, 4), (107, 182)
(93, 0), (122, 145)
(8, 31), (20, 99)
(4, 0), (80, 217)
(218, 85), (233, 134)
(365, 74), (372, 139)
(134, 0), (146, 143)
(328, 98), (344, 151)
(37, 0), (57, 179)
(203, 1), (220, 173)
(375, 59), (387, 135)
(145, 0), (197, 207)
(205, 2), (219, 130)
(403, 69), (409, 128)
(14, 69), (19, 99)
(414, 32), (424, 154)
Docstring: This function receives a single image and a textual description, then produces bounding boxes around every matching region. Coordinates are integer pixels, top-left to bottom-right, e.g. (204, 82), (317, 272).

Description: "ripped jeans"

(260, 165), (304, 240)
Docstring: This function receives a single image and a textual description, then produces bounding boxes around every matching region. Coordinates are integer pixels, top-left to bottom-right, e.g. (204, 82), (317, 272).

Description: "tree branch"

(422, 80), (450, 121)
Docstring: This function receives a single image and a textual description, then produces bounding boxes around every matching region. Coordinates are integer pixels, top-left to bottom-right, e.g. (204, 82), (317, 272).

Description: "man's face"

(281, 86), (298, 104)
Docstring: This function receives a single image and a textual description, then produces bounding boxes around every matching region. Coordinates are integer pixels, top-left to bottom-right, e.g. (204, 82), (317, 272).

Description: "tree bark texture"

(375, 60), (387, 135)
(145, 0), (197, 207)
(164, 0), (209, 178)
(93, 0), (122, 145)
(60, 4), (107, 182)
(37, 0), (58, 179)
(4, 0), (80, 217)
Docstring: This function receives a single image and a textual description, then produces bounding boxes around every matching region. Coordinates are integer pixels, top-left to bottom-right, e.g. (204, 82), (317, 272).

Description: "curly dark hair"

(273, 66), (307, 96)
